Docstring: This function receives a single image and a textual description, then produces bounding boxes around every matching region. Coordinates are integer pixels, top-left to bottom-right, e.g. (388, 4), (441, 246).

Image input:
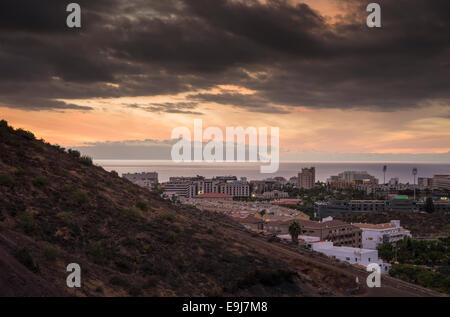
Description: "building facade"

(433, 175), (450, 191)
(298, 218), (362, 248)
(310, 241), (390, 273)
(163, 175), (249, 198)
(327, 171), (378, 188)
(298, 167), (315, 189)
(353, 220), (411, 250)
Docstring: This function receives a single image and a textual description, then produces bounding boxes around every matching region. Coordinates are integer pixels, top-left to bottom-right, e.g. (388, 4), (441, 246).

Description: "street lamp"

(412, 168), (418, 201)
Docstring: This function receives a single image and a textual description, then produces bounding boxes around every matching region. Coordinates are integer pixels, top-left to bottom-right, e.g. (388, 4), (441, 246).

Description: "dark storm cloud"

(0, 0), (449, 111)
(126, 102), (203, 115)
(188, 92), (290, 114)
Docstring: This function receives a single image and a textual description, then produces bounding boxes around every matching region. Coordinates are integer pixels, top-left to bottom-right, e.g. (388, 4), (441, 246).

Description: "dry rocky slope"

(0, 120), (443, 297)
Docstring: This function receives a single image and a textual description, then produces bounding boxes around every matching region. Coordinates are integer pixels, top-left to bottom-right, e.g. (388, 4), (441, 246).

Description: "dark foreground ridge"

(0, 120), (444, 297)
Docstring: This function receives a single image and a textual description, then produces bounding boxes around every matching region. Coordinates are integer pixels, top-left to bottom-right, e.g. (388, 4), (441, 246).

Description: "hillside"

(0, 120), (443, 297)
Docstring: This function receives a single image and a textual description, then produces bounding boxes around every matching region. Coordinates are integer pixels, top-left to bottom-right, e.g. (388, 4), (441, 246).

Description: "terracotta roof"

(196, 193), (232, 199)
(352, 223), (396, 230)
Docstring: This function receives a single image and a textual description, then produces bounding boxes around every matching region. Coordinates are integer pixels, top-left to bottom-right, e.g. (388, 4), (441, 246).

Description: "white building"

(353, 220), (411, 250)
(310, 241), (390, 274)
(433, 175), (450, 191)
(122, 172), (158, 189)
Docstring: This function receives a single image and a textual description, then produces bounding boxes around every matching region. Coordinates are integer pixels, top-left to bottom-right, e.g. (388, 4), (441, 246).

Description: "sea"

(95, 160), (450, 184)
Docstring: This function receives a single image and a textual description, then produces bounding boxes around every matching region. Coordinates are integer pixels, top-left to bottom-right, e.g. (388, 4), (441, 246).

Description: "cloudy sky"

(1, 0), (449, 161)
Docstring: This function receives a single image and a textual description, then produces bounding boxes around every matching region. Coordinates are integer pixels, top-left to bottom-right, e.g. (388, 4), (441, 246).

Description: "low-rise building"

(417, 199), (450, 212)
(310, 241), (390, 273)
(163, 175), (249, 198)
(297, 218), (362, 248)
(433, 175), (450, 191)
(348, 200), (386, 212)
(387, 195), (417, 212)
(353, 220), (411, 250)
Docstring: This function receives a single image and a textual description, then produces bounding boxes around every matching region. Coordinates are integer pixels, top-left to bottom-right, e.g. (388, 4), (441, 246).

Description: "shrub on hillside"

(135, 200), (148, 212)
(43, 245), (59, 261)
(14, 168), (25, 177)
(114, 257), (134, 274)
(161, 211), (175, 222)
(15, 128), (35, 140)
(18, 212), (35, 234)
(123, 207), (142, 220)
(32, 175), (49, 187)
(14, 248), (39, 273)
(72, 189), (89, 205)
(0, 173), (13, 186)
(79, 155), (93, 166)
(91, 241), (105, 264)
(57, 211), (73, 225)
(110, 276), (131, 288)
(165, 231), (178, 244)
(68, 149), (81, 158)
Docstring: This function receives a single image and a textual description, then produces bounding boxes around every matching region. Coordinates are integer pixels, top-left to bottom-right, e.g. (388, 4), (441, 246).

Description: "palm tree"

(289, 221), (302, 244)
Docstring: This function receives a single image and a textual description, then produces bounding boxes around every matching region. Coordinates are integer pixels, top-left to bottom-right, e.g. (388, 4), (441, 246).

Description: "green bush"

(18, 212), (35, 234)
(57, 211), (73, 225)
(72, 189), (89, 205)
(91, 241), (105, 264)
(110, 276), (130, 288)
(32, 175), (49, 187)
(165, 231), (178, 244)
(14, 248), (39, 273)
(390, 264), (450, 294)
(123, 207), (142, 220)
(68, 149), (81, 158)
(0, 173), (13, 186)
(110, 170), (119, 177)
(135, 200), (148, 212)
(43, 245), (59, 261)
(115, 257), (133, 274)
(79, 155), (93, 166)
(161, 211), (175, 222)
(16, 128), (35, 140)
(14, 168), (25, 177)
